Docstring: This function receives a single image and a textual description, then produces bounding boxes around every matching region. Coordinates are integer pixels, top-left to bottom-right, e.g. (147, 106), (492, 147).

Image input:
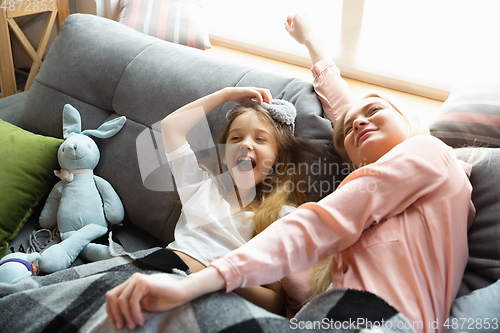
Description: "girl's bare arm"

(161, 87), (272, 153)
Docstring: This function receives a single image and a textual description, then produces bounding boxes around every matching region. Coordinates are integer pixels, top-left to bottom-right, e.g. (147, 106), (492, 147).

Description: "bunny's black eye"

(62, 148), (65, 152)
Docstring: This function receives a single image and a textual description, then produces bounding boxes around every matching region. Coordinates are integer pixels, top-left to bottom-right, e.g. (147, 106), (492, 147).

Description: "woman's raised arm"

(285, 13), (330, 66)
(285, 13), (355, 126)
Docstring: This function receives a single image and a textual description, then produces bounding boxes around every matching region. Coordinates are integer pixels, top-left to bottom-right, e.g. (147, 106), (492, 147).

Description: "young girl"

(157, 87), (306, 315)
(106, 15), (476, 333)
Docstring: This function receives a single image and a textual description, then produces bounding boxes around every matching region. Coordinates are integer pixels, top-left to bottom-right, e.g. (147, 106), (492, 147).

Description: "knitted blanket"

(0, 248), (416, 333)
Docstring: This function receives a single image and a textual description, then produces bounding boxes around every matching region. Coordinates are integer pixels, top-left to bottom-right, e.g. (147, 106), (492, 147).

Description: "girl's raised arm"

(161, 87), (272, 153)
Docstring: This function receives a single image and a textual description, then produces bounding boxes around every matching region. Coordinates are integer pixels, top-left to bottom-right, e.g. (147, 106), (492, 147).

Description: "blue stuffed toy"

(0, 252), (40, 284)
(38, 104), (126, 273)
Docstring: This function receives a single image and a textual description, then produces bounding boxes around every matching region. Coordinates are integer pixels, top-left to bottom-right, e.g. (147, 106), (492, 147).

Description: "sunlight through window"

(208, 0), (500, 99)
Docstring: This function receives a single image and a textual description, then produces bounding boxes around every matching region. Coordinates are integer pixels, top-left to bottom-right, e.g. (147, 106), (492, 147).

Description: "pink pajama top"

(210, 59), (476, 333)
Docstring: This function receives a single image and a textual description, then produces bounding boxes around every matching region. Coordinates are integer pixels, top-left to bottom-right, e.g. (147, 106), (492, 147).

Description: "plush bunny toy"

(38, 104), (126, 273)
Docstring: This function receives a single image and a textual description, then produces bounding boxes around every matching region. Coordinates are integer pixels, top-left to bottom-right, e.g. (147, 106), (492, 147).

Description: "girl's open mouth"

(236, 156), (256, 172)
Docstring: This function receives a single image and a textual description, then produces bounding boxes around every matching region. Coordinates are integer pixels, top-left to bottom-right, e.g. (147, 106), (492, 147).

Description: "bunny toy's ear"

(62, 104), (82, 139)
(82, 116), (127, 139)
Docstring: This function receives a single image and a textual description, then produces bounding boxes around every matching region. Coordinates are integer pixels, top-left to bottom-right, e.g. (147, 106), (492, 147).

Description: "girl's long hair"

(217, 102), (307, 236)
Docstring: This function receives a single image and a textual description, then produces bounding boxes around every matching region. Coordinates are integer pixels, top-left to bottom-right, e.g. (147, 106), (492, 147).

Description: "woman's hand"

(106, 273), (188, 330)
(224, 87), (273, 105)
(284, 13), (315, 46)
(285, 14), (330, 66)
(106, 267), (226, 330)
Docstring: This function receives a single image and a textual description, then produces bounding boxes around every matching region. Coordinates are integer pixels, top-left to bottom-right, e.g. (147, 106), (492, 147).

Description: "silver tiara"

(227, 99), (297, 134)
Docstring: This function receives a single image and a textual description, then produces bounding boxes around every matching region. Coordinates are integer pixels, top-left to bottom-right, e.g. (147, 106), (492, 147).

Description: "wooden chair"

(0, 0), (69, 98)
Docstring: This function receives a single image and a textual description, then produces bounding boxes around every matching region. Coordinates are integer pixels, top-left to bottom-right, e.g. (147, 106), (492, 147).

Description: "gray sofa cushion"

(4, 14), (344, 244)
(428, 72), (500, 296)
(458, 148), (500, 296)
(0, 91), (27, 123)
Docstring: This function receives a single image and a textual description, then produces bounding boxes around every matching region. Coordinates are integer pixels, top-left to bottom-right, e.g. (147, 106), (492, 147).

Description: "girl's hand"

(225, 87), (272, 105)
(106, 273), (188, 330)
(284, 14), (315, 45)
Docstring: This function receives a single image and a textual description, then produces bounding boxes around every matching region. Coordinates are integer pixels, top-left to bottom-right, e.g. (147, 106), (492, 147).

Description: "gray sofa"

(1, 13), (499, 332)
(2, 14), (342, 252)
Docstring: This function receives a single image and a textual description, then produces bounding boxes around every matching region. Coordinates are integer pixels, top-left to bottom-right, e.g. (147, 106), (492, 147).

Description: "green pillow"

(0, 119), (63, 259)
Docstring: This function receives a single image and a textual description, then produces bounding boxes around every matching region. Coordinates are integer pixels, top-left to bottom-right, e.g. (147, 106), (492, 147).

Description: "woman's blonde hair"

(216, 103), (307, 236)
(454, 146), (491, 166)
(312, 92), (429, 296)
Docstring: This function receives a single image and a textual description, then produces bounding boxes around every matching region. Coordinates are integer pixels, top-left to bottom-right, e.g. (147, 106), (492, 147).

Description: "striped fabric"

(430, 74), (500, 148)
(118, 0), (211, 50)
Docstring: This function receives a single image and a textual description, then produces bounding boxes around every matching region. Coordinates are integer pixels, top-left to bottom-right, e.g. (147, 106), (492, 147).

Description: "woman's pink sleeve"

(210, 136), (453, 292)
(311, 59), (355, 127)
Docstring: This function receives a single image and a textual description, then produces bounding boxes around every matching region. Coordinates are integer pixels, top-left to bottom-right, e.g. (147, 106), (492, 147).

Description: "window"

(208, 0), (500, 101)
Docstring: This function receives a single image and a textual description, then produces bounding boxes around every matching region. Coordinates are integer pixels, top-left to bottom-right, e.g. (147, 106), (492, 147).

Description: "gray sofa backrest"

(2, 14), (345, 244)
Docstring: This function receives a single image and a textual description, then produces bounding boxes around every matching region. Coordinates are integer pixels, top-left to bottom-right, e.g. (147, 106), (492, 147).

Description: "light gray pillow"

(449, 278), (500, 333)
